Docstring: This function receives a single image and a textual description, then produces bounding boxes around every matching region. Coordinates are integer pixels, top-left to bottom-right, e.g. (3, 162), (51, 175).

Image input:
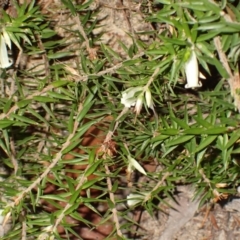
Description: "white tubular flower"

(145, 88), (154, 110)
(134, 93), (143, 115)
(127, 155), (147, 176)
(121, 86), (143, 108)
(0, 29), (12, 69)
(184, 50), (202, 89)
(127, 193), (145, 207)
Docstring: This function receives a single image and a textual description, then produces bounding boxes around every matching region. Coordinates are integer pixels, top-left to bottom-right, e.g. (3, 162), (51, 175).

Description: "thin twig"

(199, 168), (211, 188)
(212, 2), (240, 111)
(0, 84), (54, 120)
(36, 34), (51, 79)
(74, 15), (90, 52)
(93, 108), (129, 238)
(21, 218), (27, 240)
(104, 164), (123, 237)
(83, 51), (145, 82)
(213, 37), (240, 111)
(213, 37), (233, 79)
(0, 52), (145, 120)
(53, 108), (128, 236)
(144, 66), (160, 90)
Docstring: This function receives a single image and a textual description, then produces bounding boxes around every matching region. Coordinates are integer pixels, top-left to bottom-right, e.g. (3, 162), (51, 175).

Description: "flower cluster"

(120, 86), (154, 115)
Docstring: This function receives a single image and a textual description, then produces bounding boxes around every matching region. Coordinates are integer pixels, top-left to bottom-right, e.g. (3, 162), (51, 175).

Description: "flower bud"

(127, 193), (144, 207)
(134, 93), (143, 115)
(185, 50), (202, 89)
(145, 88), (154, 109)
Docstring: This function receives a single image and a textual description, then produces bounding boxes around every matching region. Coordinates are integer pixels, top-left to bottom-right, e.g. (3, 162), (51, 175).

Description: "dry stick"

(144, 66), (160, 90)
(81, 51), (145, 82)
(199, 168), (214, 229)
(212, 5), (240, 110)
(36, 34), (51, 79)
(0, 83), (55, 120)
(92, 108), (129, 238)
(199, 168), (211, 188)
(213, 37), (240, 111)
(105, 164), (123, 238)
(14, 48), (23, 70)
(213, 37), (234, 86)
(21, 218), (27, 240)
(74, 15), (90, 49)
(74, 15), (91, 55)
(7, 101), (84, 208)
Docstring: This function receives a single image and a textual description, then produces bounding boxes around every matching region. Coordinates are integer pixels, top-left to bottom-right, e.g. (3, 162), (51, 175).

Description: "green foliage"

(0, 0), (239, 239)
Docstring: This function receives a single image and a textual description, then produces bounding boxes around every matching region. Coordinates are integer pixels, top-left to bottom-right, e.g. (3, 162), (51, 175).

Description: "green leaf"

(192, 116), (212, 128)
(51, 80), (69, 87)
(183, 128), (204, 135)
(68, 104), (76, 133)
(69, 188), (82, 205)
(197, 31), (220, 42)
(10, 114), (39, 125)
(85, 161), (102, 177)
(195, 136), (217, 153)
(210, 58), (229, 79)
(64, 203), (80, 215)
(76, 87), (97, 122)
(160, 129), (179, 135)
(71, 120), (98, 142)
(81, 178), (100, 189)
(47, 91), (73, 100)
(152, 134), (169, 142)
(17, 99), (32, 108)
(0, 120), (14, 128)
(33, 96), (58, 103)
(40, 194), (68, 202)
(165, 135), (194, 147)
(201, 127), (227, 135)
(224, 130), (240, 150)
(171, 117), (189, 129)
(155, 0), (171, 4)
(27, 108), (50, 125)
(62, 139), (82, 155)
(196, 148), (207, 168)
(198, 22), (226, 31)
(61, 0), (77, 15)
(160, 36), (187, 46)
